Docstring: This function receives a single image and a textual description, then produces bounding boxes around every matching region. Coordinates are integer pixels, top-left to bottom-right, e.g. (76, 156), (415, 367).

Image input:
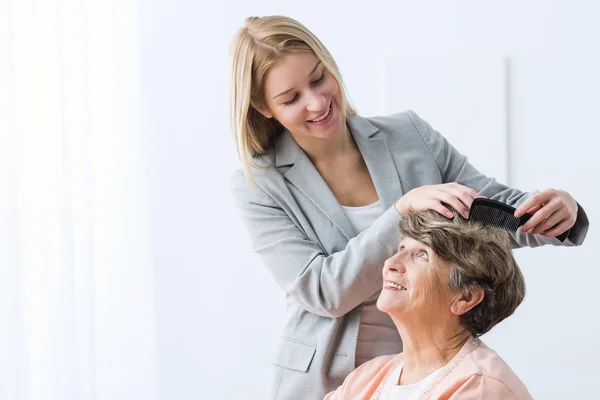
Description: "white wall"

(139, 1), (600, 398)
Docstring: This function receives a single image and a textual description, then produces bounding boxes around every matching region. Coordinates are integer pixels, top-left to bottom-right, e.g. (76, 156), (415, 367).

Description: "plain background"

(140, 1), (599, 398)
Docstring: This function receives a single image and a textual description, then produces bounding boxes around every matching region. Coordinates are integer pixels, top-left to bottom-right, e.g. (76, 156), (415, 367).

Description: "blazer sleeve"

(230, 170), (402, 318)
(406, 110), (589, 247)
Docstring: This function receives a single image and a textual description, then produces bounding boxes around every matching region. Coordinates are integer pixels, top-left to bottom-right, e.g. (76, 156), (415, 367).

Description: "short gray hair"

(399, 210), (526, 336)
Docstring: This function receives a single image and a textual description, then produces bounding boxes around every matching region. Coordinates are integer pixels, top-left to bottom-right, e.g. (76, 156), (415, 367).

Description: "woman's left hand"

(514, 189), (578, 237)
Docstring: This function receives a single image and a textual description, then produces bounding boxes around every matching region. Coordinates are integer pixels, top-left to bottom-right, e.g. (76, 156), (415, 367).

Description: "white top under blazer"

(341, 201), (402, 367)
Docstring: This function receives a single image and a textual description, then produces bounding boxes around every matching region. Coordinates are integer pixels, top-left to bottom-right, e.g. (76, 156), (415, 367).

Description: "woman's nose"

(306, 91), (327, 112)
(384, 252), (406, 274)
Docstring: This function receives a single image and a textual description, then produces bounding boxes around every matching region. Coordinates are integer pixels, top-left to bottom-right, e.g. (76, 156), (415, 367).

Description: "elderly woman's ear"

(450, 287), (485, 316)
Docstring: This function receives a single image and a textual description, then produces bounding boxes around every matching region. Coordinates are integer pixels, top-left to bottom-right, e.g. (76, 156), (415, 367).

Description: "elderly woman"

(325, 210), (533, 400)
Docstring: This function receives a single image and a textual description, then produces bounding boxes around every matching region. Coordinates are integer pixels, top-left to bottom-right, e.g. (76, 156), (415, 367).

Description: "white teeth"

(310, 105), (331, 122)
(385, 282), (407, 290)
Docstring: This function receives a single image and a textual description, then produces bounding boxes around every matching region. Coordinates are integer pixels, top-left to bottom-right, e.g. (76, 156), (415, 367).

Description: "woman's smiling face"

(259, 52), (344, 142)
(377, 236), (454, 319)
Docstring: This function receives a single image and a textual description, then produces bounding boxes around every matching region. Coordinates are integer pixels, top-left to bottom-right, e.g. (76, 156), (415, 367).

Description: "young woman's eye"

(311, 73), (325, 86)
(283, 94), (298, 105)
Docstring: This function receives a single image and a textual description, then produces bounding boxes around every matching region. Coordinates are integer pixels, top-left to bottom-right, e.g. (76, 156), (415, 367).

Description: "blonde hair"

(399, 210), (526, 336)
(229, 16), (356, 181)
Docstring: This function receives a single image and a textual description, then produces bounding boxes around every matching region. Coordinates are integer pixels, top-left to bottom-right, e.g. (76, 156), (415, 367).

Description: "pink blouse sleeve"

(447, 375), (520, 399)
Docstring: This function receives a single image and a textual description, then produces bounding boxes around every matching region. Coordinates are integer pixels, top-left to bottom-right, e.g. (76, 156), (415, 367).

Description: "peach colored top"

(324, 338), (533, 400)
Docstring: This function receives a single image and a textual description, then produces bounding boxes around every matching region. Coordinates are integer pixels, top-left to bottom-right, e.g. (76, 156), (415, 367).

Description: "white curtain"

(0, 1), (159, 399)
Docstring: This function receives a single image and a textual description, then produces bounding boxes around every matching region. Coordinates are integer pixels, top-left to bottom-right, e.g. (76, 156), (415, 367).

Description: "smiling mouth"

(307, 103), (331, 123)
(384, 281), (408, 291)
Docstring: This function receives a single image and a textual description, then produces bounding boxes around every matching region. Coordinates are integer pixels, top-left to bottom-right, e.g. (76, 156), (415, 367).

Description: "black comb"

(468, 198), (569, 242)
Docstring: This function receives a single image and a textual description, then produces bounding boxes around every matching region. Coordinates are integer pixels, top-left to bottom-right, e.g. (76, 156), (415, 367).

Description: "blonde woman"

(228, 15), (588, 400)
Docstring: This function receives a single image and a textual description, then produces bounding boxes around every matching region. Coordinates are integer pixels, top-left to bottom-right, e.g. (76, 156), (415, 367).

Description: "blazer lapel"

(275, 114), (404, 242)
(349, 115), (404, 211)
(276, 131), (357, 241)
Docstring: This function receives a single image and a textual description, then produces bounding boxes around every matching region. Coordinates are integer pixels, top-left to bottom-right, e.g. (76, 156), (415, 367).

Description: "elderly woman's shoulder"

(465, 344), (533, 398)
(324, 354), (401, 400)
(469, 344), (517, 377)
(357, 353), (400, 375)
(343, 353), (400, 383)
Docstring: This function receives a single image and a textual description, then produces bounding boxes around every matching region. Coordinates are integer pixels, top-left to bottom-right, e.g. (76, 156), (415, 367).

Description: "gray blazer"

(230, 110), (588, 400)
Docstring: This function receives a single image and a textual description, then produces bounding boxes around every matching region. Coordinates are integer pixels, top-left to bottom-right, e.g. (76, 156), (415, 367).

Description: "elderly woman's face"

(377, 237), (453, 317)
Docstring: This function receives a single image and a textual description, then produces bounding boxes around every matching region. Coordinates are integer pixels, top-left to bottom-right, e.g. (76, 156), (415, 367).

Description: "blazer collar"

(273, 114), (380, 167)
(347, 113), (380, 138)
(349, 115), (403, 211)
(273, 115), (403, 240)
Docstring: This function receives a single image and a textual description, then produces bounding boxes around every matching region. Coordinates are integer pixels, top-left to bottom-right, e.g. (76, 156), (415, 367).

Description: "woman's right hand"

(395, 183), (484, 219)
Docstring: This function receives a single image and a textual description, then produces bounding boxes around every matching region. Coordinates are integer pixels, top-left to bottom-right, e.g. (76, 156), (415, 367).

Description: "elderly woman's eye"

(417, 251), (428, 258)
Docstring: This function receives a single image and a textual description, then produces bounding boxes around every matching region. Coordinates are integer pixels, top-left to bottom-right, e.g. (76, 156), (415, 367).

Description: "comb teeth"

(469, 205), (521, 232)
(468, 197), (570, 242)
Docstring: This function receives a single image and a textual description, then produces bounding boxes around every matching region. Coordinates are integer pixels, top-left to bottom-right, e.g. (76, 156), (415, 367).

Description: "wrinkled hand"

(395, 183), (484, 219)
(514, 189), (578, 237)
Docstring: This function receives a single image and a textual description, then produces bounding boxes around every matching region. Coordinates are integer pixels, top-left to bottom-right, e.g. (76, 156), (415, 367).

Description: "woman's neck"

(394, 319), (471, 385)
(292, 124), (356, 165)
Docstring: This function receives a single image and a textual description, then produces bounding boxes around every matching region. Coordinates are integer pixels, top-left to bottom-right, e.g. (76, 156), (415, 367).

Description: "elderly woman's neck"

(395, 320), (472, 382)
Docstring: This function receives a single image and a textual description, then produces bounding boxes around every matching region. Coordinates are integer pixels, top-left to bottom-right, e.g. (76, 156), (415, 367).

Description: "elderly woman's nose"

(384, 254), (406, 273)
